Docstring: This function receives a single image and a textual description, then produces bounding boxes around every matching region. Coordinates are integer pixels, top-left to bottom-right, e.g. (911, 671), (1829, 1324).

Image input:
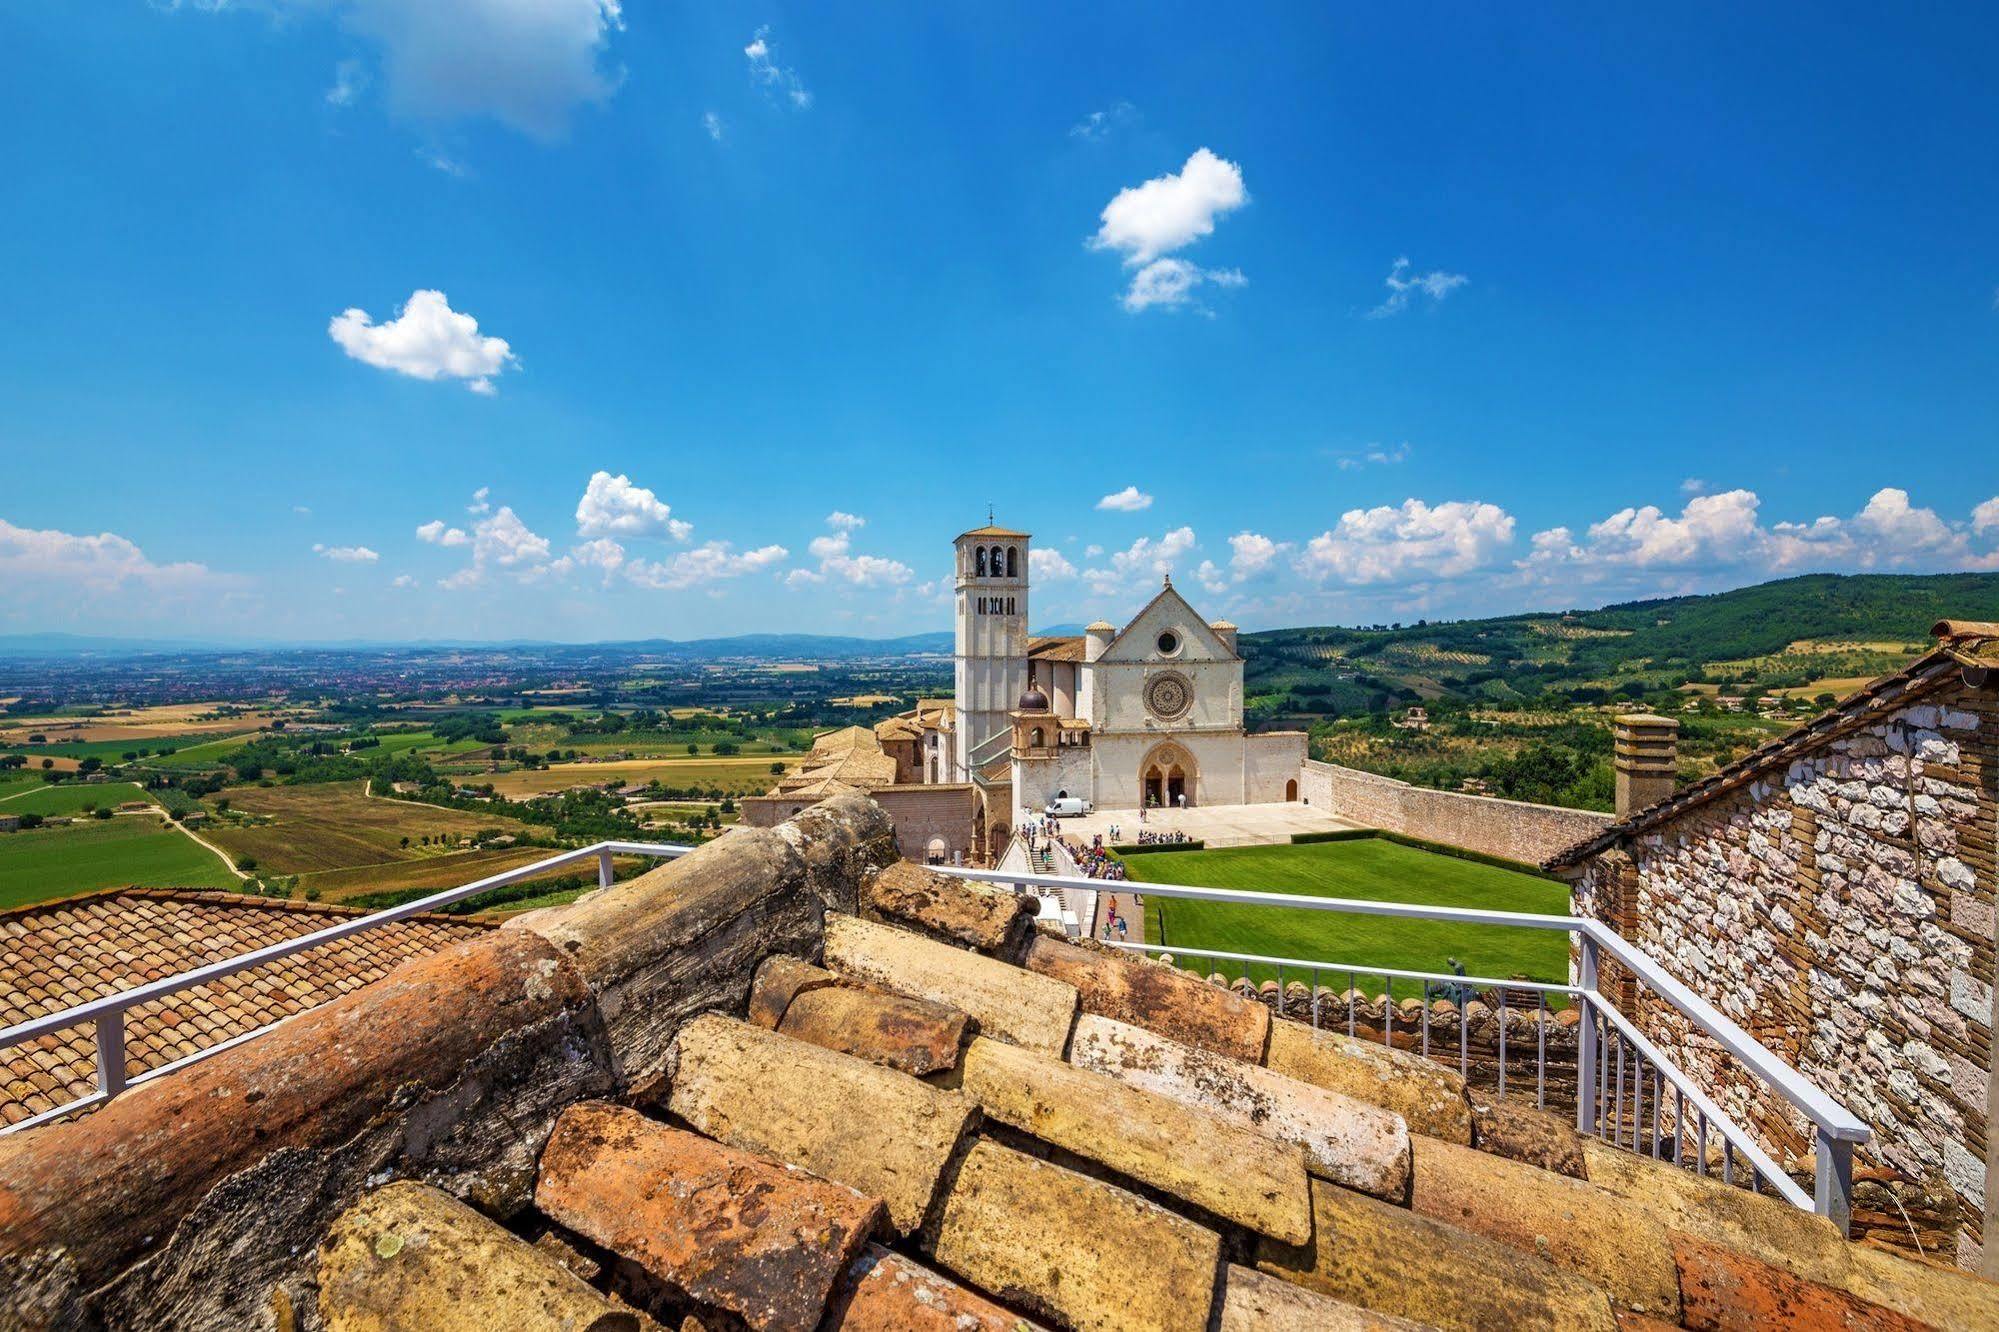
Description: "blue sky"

(2, 3), (1996, 642)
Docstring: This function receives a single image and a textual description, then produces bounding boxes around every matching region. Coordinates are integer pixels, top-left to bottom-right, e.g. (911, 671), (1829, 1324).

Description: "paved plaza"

(1051, 799), (1358, 849)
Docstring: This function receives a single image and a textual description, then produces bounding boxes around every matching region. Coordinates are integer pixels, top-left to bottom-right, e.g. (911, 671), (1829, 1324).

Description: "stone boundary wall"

(0, 796), (901, 1330)
(1299, 759), (1612, 867)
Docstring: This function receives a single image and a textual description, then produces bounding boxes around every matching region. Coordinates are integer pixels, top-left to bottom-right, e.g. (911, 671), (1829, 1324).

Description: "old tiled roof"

(1027, 635), (1085, 662)
(0, 887), (488, 1126)
(1545, 637), (1974, 870)
(1, 798), (1986, 1330)
(957, 523), (1030, 539)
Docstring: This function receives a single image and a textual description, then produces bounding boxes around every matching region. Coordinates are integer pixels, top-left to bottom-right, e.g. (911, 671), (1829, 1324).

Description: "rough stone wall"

(1575, 684), (1998, 1270)
(871, 785), (977, 863)
(1301, 760), (1614, 866)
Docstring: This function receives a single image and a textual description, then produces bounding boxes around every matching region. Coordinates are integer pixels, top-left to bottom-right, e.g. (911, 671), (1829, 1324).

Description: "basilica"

(745, 520), (1306, 862)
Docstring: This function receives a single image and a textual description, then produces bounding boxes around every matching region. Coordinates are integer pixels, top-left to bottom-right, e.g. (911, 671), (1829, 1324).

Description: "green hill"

(1243, 571), (1999, 718)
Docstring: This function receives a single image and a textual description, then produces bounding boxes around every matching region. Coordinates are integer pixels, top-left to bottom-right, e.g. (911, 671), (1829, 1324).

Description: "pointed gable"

(1098, 581), (1238, 663)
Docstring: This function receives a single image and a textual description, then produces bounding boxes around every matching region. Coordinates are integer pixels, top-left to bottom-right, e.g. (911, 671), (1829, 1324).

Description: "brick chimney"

(1612, 714), (1679, 819)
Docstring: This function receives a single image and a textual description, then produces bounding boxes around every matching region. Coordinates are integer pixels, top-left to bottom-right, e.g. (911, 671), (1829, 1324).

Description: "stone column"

(1613, 714), (1679, 819)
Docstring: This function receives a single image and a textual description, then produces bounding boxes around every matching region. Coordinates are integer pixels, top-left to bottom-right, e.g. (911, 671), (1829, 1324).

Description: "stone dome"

(1017, 683), (1050, 712)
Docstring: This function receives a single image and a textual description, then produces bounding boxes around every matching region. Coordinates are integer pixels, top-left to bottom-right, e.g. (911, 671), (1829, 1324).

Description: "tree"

(236, 856), (258, 872)
(686, 743), (699, 755)
(78, 757), (103, 775)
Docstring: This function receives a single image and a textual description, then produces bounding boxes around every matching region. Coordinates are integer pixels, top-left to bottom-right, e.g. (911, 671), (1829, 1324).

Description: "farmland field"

(0, 782), (155, 816)
(144, 732), (263, 767)
(201, 781), (531, 875)
(1119, 838), (1572, 986)
(483, 757), (792, 798)
(0, 816), (240, 909)
(0, 773), (46, 802)
(297, 845), (563, 903)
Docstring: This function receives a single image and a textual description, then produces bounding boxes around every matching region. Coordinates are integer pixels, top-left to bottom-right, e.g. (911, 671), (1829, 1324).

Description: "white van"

(1044, 796), (1092, 817)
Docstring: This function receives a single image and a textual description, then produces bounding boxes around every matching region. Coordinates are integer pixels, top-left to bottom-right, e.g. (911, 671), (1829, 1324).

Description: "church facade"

(947, 522), (1307, 817)
(742, 519), (1307, 864)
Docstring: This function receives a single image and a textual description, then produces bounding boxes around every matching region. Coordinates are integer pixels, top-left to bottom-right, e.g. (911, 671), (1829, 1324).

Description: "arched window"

(1029, 727), (1045, 747)
(976, 546), (988, 577)
(1006, 546), (1018, 578)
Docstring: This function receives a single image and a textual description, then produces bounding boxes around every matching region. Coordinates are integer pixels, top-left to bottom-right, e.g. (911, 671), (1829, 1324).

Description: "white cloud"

(1084, 544), (1104, 559)
(292, 504), (313, 516)
(1030, 548), (1078, 581)
(1082, 527), (1198, 596)
(788, 514), (912, 588)
(1680, 477), (1710, 497)
(629, 541), (788, 590)
(0, 518), (223, 595)
(325, 58), (366, 107)
(745, 25), (811, 109)
(1096, 485), (1154, 513)
(474, 505), (550, 568)
(549, 536), (626, 584)
(390, 573), (418, 589)
(1368, 257), (1468, 318)
(1226, 531), (1287, 580)
(1090, 149), (1249, 313)
(1521, 487), (1999, 584)
(329, 290), (516, 394)
(416, 519), (470, 547)
(467, 486), (491, 514)
(575, 471), (690, 540)
(1334, 442), (1410, 471)
(1296, 499), (1515, 584)
(1093, 148), (1247, 266)
(1070, 101), (1137, 141)
(313, 542), (380, 563)
(419, 146), (471, 178)
(702, 110), (724, 141)
(1120, 258), (1246, 313)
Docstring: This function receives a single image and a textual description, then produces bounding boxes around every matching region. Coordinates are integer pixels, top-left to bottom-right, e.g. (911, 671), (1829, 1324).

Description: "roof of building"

(0, 887), (487, 1127)
(0, 798), (1983, 1330)
(767, 724), (902, 800)
(1546, 622), (1990, 869)
(1027, 635), (1086, 662)
(957, 524), (1030, 540)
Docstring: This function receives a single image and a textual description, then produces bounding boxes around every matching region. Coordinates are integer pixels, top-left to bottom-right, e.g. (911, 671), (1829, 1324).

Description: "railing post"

(597, 848), (615, 890)
(1576, 935), (1599, 1136)
(95, 1012), (128, 1099)
(1815, 1129), (1854, 1236)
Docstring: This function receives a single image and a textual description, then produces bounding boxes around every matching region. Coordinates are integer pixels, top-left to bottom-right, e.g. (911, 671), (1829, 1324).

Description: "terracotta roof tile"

(0, 887), (487, 1126)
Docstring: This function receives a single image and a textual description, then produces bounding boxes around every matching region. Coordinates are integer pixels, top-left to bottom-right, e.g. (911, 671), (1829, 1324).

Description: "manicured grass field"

(0, 782), (154, 816)
(1118, 838), (1573, 987)
(203, 781), (531, 875)
(0, 817), (239, 909)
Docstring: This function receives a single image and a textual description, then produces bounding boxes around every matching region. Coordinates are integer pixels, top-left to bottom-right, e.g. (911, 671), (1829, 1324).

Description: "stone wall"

(1573, 684), (1998, 1271)
(1300, 760), (1614, 866)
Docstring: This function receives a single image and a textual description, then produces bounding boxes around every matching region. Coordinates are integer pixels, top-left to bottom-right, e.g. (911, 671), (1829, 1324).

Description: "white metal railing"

(0, 839), (692, 1136)
(937, 864), (1871, 1233)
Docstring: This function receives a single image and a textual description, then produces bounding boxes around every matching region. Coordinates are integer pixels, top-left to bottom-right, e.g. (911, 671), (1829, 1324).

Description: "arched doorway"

(926, 836), (949, 865)
(1139, 744), (1196, 809)
(1285, 779), (1299, 802)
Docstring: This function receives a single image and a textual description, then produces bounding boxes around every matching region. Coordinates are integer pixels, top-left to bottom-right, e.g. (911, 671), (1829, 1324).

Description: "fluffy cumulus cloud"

(787, 513), (913, 589)
(416, 519), (470, 546)
(575, 471), (691, 540)
(745, 25), (811, 109)
(329, 290), (516, 394)
(313, 542), (380, 563)
(1296, 500), (1515, 585)
(0, 518), (221, 595)
(1095, 485), (1153, 513)
(629, 542), (787, 591)
(1196, 530), (1293, 592)
(1030, 547), (1078, 581)
(1368, 257), (1468, 318)
(1091, 148), (1249, 313)
(1082, 526), (1198, 596)
(1520, 487), (1999, 589)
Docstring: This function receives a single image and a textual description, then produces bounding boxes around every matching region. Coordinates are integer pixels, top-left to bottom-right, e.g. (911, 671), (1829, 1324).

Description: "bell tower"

(952, 518), (1030, 781)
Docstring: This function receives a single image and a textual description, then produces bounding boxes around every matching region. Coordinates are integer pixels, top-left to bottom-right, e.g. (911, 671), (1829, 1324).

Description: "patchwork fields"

(0, 817), (239, 909)
(201, 782), (532, 876)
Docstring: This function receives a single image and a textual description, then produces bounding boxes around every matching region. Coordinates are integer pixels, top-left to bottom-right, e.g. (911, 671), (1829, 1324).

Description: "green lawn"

(0, 816), (239, 909)
(0, 782), (155, 816)
(0, 772), (45, 802)
(1118, 838), (1573, 989)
